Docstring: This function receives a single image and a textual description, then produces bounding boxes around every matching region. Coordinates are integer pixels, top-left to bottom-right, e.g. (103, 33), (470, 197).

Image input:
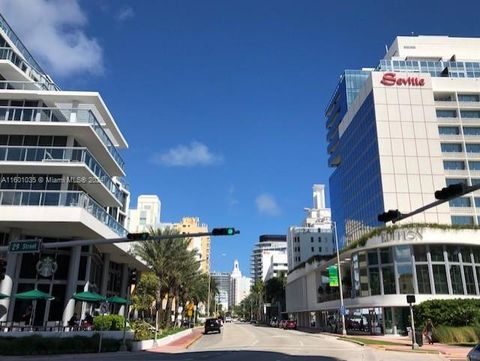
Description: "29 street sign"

(8, 240), (42, 253)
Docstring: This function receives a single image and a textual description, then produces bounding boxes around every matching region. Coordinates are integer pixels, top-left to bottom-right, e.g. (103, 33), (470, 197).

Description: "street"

(1, 323), (446, 361)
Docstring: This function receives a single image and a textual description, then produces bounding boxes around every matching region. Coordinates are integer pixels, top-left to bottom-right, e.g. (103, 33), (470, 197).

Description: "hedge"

(414, 299), (480, 327)
(93, 314), (126, 330)
(0, 335), (127, 355)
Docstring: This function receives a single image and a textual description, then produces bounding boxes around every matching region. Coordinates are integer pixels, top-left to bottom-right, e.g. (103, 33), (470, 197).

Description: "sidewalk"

(147, 328), (203, 353)
(297, 327), (471, 361)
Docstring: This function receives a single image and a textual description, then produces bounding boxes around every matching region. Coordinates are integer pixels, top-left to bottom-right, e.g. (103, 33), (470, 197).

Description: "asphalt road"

(1, 323), (445, 361)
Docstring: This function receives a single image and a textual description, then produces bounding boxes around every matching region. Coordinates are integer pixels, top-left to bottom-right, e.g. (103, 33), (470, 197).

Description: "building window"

(464, 266), (477, 295)
(446, 178), (468, 186)
(318, 247), (322, 252)
(441, 143), (462, 153)
(450, 265), (464, 294)
(311, 237), (314, 242)
(430, 245), (445, 262)
(311, 247), (314, 252)
(464, 127), (480, 136)
(451, 215), (475, 225)
(461, 110), (480, 119)
(449, 197), (472, 208)
(413, 245), (428, 262)
(368, 250), (379, 265)
(416, 265), (431, 294)
(397, 264), (414, 294)
(318, 237), (322, 242)
(436, 109), (457, 118)
(369, 268), (381, 295)
(439, 126), (460, 135)
(466, 144), (480, 153)
(443, 160), (465, 170)
(432, 265), (449, 294)
(382, 266), (395, 294)
(458, 94), (480, 102)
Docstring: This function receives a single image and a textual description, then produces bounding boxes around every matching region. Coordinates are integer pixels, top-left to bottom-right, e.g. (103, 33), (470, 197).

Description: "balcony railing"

(0, 146), (123, 203)
(0, 80), (57, 91)
(0, 106), (125, 171)
(0, 190), (126, 236)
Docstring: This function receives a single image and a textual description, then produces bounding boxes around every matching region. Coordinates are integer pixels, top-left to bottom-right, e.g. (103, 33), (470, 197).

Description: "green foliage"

(433, 325), (480, 344)
(415, 298), (480, 327)
(131, 319), (155, 341)
(132, 271), (159, 316)
(93, 314), (125, 331)
(0, 335), (125, 355)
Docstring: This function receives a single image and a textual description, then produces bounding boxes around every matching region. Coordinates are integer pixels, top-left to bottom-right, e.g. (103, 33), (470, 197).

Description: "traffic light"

(129, 269), (138, 285)
(127, 232), (149, 241)
(435, 183), (466, 200)
(211, 228), (237, 236)
(0, 259), (5, 281)
(378, 209), (403, 223)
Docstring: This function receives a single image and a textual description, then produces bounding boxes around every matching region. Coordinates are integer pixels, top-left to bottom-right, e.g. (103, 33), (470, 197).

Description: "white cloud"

(0, 0), (104, 77)
(151, 142), (223, 167)
(115, 6), (134, 21)
(255, 193), (281, 216)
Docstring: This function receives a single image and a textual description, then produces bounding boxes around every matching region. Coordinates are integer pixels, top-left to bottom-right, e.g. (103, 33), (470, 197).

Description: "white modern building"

(210, 272), (230, 311)
(250, 235), (287, 283)
(287, 184), (334, 271)
(287, 35), (480, 335)
(264, 253), (288, 281)
(0, 13), (145, 327)
(127, 195), (161, 233)
(229, 259), (251, 306)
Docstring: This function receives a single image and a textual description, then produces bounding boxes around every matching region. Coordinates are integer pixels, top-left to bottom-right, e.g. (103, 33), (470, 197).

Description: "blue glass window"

(466, 144), (480, 153)
(472, 179), (480, 186)
(441, 143), (462, 152)
(446, 178), (468, 186)
(469, 161), (480, 170)
(458, 94), (480, 102)
(439, 126), (460, 135)
(443, 160), (465, 170)
(436, 110), (457, 118)
(451, 216), (475, 225)
(461, 111), (480, 118)
(449, 197), (472, 207)
(464, 127), (480, 135)
(475, 198), (480, 207)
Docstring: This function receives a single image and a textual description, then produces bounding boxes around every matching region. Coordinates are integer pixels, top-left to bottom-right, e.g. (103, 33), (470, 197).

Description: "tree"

(265, 274), (286, 320)
(131, 271), (159, 320)
(251, 280), (264, 321)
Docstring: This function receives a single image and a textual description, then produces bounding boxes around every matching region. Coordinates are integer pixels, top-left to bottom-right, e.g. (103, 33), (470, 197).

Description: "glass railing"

(0, 106), (125, 171)
(0, 146), (123, 203)
(0, 80), (57, 91)
(0, 47), (59, 91)
(0, 190), (126, 236)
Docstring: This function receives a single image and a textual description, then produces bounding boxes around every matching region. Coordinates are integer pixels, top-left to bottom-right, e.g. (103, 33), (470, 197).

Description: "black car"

(204, 318), (221, 334)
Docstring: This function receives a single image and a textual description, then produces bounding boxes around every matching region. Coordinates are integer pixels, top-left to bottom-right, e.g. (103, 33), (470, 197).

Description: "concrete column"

(0, 229), (21, 322)
(100, 253), (110, 296)
(62, 245), (81, 326)
(119, 264), (128, 315)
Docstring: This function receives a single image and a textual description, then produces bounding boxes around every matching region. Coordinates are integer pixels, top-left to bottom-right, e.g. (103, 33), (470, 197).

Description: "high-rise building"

(229, 259), (251, 306)
(127, 195), (161, 232)
(250, 235), (287, 283)
(287, 35), (480, 335)
(287, 184), (334, 271)
(0, 13), (144, 326)
(210, 271), (230, 311)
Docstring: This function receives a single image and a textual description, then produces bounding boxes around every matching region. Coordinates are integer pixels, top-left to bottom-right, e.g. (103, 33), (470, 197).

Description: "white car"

(225, 316), (232, 323)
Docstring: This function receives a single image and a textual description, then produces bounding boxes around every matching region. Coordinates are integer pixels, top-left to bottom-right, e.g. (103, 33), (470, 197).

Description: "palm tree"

(251, 280), (264, 321)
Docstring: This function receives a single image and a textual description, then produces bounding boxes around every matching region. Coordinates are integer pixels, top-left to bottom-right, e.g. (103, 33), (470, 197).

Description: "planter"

(131, 328), (193, 352)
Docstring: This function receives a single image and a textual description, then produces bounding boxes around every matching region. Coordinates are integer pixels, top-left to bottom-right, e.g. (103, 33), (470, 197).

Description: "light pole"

(333, 221), (347, 336)
(206, 273), (211, 317)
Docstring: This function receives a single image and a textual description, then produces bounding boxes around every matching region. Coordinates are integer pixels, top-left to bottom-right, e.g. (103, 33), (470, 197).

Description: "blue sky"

(2, 0), (480, 276)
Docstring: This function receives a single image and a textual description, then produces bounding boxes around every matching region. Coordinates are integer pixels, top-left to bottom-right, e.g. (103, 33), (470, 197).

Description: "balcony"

(436, 117), (460, 124)
(0, 106), (125, 172)
(0, 146), (123, 206)
(0, 80), (58, 91)
(0, 190), (126, 237)
(434, 101), (458, 108)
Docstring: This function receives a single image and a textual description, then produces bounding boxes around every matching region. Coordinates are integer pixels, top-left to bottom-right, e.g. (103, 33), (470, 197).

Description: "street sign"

(8, 240), (42, 253)
(406, 295), (416, 304)
(99, 302), (109, 315)
(328, 265), (339, 287)
(340, 306), (346, 315)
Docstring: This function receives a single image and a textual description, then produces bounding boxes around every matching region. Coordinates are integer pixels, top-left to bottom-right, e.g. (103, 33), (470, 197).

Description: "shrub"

(433, 325), (480, 344)
(414, 298), (480, 327)
(93, 314), (126, 331)
(131, 319), (155, 341)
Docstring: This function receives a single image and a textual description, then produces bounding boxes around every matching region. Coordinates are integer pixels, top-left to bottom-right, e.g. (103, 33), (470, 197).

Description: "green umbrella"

(0, 292), (9, 299)
(73, 291), (105, 302)
(106, 296), (130, 305)
(15, 289), (54, 300)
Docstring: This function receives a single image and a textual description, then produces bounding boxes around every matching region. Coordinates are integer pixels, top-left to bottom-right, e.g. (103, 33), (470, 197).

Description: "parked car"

(284, 319), (297, 330)
(468, 344), (480, 361)
(204, 318), (221, 334)
(270, 319), (278, 327)
(225, 316), (232, 323)
(278, 320), (287, 328)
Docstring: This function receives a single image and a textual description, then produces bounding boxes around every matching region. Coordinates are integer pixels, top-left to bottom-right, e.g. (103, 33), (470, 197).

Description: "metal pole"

(333, 222), (347, 336)
(206, 273), (211, 317)
(409, 303), (419, 349)
(119, 284), (130, 352)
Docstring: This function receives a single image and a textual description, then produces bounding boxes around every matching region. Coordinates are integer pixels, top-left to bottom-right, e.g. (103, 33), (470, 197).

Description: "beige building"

(170, 217), (210, 273)
(127, 195), (161, 233)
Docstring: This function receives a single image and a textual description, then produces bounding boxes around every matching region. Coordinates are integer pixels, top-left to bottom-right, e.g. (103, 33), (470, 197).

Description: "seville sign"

(380, 72), (425, 87)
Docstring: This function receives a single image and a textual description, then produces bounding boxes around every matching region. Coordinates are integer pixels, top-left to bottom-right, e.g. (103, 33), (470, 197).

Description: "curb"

(185, 331), (203, 349)
(337, 337), (365, 346)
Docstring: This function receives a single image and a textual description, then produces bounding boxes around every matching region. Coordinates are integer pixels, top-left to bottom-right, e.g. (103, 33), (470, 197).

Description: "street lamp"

(332, 221), (347, 336)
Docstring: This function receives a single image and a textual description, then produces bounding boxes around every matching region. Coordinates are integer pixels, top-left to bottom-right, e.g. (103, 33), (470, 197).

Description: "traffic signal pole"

(0, 229), (240, 252)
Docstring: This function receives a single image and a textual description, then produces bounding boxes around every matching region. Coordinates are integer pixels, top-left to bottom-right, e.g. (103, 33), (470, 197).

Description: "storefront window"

(380, 248), (392, 264)
(433, 265), (449, 294)
(450, 265), (464, 294)
(395, 245), (411, 263)
(368, 251), (378, 266)
(382, 266), (396, 294)
(464, 266), (477, 295)
(416, 265), (431, 294)
(397, 264), (414, 294)
(447, 246), (460, 262)
(369, 268), (381, 295)
(430, 246), (445, 262)
(413, 245), (427, 262)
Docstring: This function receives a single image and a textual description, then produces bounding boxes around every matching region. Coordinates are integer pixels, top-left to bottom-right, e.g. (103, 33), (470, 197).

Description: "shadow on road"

(144, 350), (343, 361)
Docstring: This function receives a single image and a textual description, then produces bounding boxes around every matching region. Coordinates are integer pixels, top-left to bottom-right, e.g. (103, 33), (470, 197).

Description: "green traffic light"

(227, 228), (234, 235)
